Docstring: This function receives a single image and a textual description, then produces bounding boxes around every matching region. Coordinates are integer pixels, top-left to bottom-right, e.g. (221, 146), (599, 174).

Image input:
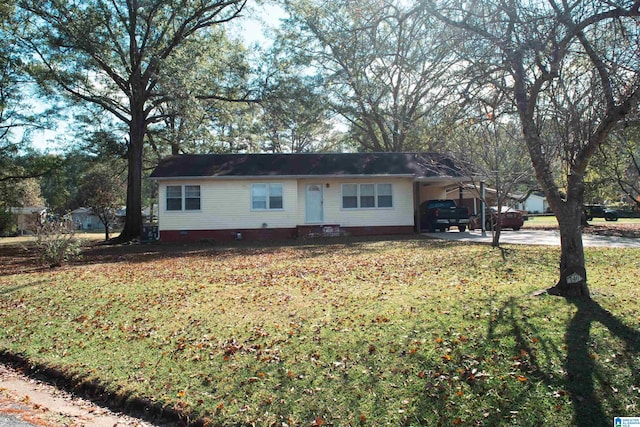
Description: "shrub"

(31, 214), (83, 267)
(0, 208), (16, 236)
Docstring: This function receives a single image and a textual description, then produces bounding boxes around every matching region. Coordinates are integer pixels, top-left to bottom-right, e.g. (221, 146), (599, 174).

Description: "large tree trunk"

(522, 130), (591, 297)
(546, 174), (590, 298)
(518, 87), (591, 298)
(548, 205), (590, 298)
(119, 108), (145, 242)
(103, 216), (110, 241)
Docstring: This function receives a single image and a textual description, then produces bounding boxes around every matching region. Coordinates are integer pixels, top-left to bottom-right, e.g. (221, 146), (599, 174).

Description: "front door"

(305, 184), (323, 223)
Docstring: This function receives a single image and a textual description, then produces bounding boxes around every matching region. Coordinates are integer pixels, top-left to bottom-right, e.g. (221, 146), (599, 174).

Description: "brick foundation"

(159, 225), (415, 243)
(340, 225), (414, 236)
(160, 228), (297, 243)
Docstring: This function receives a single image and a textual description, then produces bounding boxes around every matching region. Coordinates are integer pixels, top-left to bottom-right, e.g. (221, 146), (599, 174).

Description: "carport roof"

(150, 152), (465, 180)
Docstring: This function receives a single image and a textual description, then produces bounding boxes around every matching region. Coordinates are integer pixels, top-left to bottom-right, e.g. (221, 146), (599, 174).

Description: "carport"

(413, 177), (482, 234)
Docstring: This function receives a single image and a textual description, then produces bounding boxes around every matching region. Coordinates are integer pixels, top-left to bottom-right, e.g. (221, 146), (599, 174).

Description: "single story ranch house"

(149, 152), (467, 242)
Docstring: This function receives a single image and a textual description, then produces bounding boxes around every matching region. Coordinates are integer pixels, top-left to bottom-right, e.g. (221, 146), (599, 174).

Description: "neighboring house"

(71, 206), (126, 231)
(71, 207), (103, 230)
(10, 206), (47, 235)
(516, 192), (548, 214)
(150, 152), (468, 242)
(444, 186), (548, 215)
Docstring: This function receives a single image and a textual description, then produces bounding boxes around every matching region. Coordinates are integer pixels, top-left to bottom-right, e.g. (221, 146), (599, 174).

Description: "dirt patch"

(0, 364), (155, 427)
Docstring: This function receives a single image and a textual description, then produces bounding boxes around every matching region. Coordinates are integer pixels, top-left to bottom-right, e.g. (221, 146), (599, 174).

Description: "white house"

(149, 153), (468, 242)
(518, 192), (548, 214)
(71, 207), (103, 230)
(444, 186), (549, 215)
(9, 206), (47, 235)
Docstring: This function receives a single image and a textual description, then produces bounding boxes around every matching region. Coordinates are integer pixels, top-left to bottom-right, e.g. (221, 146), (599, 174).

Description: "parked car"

(420, 199), (470, 232)
(469, 206), (524, 231)
(584, 204), (618, 221)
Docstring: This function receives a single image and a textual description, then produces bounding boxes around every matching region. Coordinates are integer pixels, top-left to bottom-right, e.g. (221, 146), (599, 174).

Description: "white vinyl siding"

(158, 177), (415, 232)
(297, 178), (413, 228)
(159, 180), (298, 231)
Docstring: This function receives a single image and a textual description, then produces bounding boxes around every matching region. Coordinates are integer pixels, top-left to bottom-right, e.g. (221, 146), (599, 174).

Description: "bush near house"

(30, 215), (83, 267)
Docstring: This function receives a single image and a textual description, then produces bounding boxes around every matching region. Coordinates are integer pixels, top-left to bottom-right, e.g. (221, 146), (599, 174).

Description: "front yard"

(0, 237), (639, 426)
(524, 216), (640, 238)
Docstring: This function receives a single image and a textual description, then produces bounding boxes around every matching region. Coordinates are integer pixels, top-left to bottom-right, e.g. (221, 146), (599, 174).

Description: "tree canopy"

(426, 0), (640, 297)
(5, 0), (640, 299)
(18, 0), (248, 241)
(276, 0), (460, 152)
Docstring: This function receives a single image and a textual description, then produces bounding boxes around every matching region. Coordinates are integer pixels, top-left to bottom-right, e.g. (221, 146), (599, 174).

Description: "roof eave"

(415, 176), (469, 183)
(150, 174), (418, 181)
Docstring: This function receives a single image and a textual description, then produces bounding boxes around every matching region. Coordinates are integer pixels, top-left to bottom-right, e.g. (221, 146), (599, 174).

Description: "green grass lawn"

(524, 215), (640, 228)
(1, 238), (639, 426)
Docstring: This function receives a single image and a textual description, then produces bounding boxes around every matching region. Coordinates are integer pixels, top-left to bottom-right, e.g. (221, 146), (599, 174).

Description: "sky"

(26, 2), (286, 154)
(230, 2), (285, 47)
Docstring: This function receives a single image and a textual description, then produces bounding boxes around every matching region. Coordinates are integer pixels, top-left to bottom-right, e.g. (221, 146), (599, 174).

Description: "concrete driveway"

(424, 229), (640, 248)
(0, 415), (37, 427)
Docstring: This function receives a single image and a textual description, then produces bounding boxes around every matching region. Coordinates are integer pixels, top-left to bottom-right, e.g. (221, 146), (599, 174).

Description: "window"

(166, 186), (182, 211)
(252, 183), (283, 210)
(185, 185), (201, 210)
(269, 184), (283, 209)
(166, 185), (201, 211)
(342, 183), (393, 209)
(360, 184), (375, 208)
(252, 184), (267, 209)
(377, 184), (393, 208)
(342, 184), (358, 208)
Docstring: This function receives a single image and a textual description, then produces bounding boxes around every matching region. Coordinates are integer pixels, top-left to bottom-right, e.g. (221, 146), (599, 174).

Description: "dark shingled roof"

(149, 152), (462, 179)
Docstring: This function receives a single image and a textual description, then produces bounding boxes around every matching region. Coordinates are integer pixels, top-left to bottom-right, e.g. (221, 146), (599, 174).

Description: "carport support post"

(481, 181), (486, 237)
(415, 181), (422, 233)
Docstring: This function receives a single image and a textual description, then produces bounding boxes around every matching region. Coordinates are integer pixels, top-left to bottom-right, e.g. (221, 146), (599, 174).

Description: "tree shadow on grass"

(483, 297), (566, 425)
(0, 280), (51, 295)
(488, 296), (640, 427)
(564, 297), (640, 426)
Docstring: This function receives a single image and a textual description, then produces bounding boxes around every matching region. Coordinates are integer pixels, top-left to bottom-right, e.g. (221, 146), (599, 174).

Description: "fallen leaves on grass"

(1, 240), (639, 426)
